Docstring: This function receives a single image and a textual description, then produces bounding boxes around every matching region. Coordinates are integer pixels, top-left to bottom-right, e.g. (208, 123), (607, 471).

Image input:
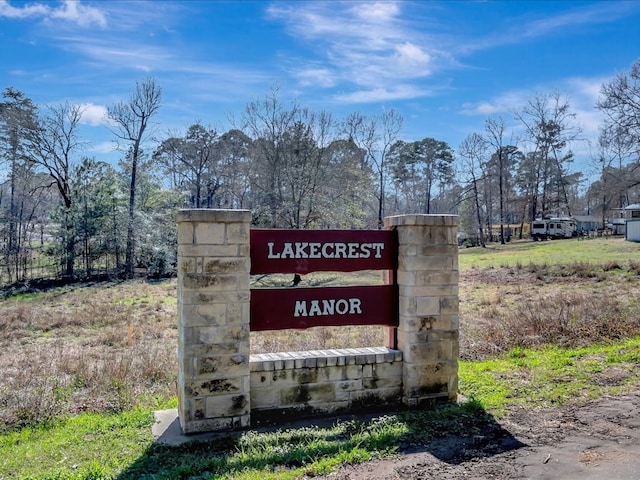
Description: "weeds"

(0, 281), (177, 432)
(460, 265), (640, 359)
(3, 243), (640, 432)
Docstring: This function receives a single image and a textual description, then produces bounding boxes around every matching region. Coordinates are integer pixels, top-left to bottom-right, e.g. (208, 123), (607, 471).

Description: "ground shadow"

(118, 400), (526, 479)
(410, 411), (526, 464)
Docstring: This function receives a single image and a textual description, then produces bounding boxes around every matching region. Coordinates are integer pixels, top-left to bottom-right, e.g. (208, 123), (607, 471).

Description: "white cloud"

(351, 1), (400, 22)
(0, 0), (48, 18)
(334, 85), (432, 103)
(456, 2), (639, 56)
(268, 1), (444, 101)
(0, 0), (107, 28)
(459, 90), (531, 116)
(77, 102), (108, 126)
(89, 140), (118, 154)
(295, 67), (337, 88)
(56, 36), (172, 72)
(394, 42), (431, 74)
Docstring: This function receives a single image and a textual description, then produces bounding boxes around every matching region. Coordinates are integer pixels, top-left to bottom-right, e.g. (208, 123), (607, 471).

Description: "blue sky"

(2, 0), (640, 179)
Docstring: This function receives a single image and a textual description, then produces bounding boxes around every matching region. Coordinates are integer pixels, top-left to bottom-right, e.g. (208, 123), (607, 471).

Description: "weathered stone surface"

(416, 296), (441, 316)
(177, 223), (194, 245)
(178, 244), (244, 258)
(280, 383), (337, 406)
(177, 208), (251, 225)
(197, 353), (249, 378)
(180, 290), (250, 306)
(179, 211), (459, 432)
(226, 222), (250, 244)
(184, 377), (244, 397)
(205, 393), (250, 417)
(194, 222), (225, 245)
(398, 255), (455, 272)
(177, 210), (251, 433)
(180, 303), (227, 327)
(203, 258), (249, 274)
(181, 273), (241, 291)
(182, 341), (249, 357)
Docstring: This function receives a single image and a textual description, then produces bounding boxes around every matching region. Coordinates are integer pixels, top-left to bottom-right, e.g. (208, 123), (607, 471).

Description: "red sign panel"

(250, 229), (397, 274)
(250, 285), (398, 331)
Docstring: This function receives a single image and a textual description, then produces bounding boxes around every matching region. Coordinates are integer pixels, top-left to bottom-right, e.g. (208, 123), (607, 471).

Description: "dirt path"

(309, 391), (640, 480)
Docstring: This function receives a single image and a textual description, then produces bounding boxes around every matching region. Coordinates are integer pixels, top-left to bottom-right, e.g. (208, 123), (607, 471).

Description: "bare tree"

(25, 102), (86, 278)
(108, 77), (161, 278)
(0, 88), (38, 281)
(242, 88), (298, 227)
(516, 93), (581, 219)
(154, 122), (220, 208)
(598, 59), (640, 160)
(484, 117), (517, 244)
(342, 109), (403, 228)
(458, 133), (488, 247)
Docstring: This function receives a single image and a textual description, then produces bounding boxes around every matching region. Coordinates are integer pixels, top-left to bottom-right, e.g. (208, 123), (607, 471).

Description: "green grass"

(0, 401), (495, 480)
(459, 336), (640, 414)
(3, 337), (639, 479)
(459, 236), (638, 270)
(0, 409), (155, 479)
(2, 237), (640, 479)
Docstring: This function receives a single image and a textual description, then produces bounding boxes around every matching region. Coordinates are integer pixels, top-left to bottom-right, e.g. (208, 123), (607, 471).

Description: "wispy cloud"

(335, 85), (434, 104)
(267, 1), (446, 103)
(0, 0), (107, 28)
(456, 2), (639, 55)
(460, 90), (532, 116)
(58, 35), (173, 73)
(457, 79), (605, 162)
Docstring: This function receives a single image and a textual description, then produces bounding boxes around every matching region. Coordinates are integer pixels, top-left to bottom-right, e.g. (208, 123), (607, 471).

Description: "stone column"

(176, 209), (251, 433)
(383, 214), (459, 407)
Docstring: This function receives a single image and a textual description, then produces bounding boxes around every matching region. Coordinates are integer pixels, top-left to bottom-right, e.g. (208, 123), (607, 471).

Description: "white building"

(625, 204), (640, 242)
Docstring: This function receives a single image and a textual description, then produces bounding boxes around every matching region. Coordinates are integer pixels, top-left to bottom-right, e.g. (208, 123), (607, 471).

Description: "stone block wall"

(176, 209), (252, 434)
(250, 347), (403, 423)
(384, 214), (459, 406)
(177, 210), (458, 433)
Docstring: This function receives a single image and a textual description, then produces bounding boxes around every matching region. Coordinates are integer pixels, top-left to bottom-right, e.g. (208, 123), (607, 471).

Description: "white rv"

(531, 218), (577, 240)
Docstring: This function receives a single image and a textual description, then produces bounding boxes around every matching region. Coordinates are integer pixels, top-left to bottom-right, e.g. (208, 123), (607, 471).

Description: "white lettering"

(322, 299), (335, 315)
(308, 242), (322, 259)
(334, 243), (347, 258)
(335, 299), (349, 314)
(295, 242), (309, 258)
(267, 242), (280, 259)
(321, 243), (334, 259)
(293, 298), (363, 317)
(294, 300), (308, 317)
(308, 300), (323, 316)
(267, 241), (386, 259)
(281, 243), (295, 259)
(349, 298), (362, 314)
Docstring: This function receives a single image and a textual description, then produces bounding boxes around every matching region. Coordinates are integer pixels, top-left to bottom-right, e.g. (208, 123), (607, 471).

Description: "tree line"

(1, 59), (640, 284)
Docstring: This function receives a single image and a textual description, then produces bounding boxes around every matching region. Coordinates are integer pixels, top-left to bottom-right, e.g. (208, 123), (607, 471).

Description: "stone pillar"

(176, 209), (251, 433)
(384, 214), (459, 407)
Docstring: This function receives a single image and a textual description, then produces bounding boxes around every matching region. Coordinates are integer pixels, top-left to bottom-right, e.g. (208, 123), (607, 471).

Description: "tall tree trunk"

(125, 143), (139, 279)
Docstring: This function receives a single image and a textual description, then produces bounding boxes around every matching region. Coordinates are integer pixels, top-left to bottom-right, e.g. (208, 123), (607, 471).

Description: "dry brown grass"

(460, 265), (640, 359)
(0, 280), (178, 430)
(2, 262), (640, 430)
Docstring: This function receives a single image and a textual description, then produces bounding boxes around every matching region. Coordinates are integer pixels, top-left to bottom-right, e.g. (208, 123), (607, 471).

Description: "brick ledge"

(250, 347), (402, 372)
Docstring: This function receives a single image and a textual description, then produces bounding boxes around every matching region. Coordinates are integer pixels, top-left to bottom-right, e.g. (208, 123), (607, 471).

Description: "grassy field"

(458, 235), (640, 269)
(1, 236), (639, 479)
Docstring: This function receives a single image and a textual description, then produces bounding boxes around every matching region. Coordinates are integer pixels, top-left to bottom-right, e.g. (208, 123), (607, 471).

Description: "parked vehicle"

(531, 218), (577, 240)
